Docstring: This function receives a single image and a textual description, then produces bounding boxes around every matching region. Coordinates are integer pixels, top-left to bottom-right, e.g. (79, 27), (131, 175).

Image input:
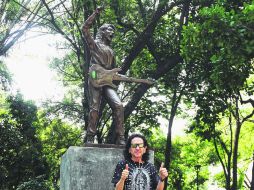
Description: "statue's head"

(96, 23), (115, 44)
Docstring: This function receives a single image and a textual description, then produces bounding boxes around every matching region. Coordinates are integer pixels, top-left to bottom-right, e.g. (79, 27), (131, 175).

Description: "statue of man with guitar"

(83, 7), (154, 145)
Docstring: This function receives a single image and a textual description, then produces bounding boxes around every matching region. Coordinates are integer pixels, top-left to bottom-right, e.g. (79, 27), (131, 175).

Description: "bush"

(16, 175), (50, 190)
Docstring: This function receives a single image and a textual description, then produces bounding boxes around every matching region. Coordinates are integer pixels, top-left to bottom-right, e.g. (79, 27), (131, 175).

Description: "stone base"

(60, 144), (125, 190)
(60, 144), (154, 190)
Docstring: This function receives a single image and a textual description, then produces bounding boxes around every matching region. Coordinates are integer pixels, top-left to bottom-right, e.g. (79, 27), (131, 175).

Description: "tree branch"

(124, 54), (182, 119)
(41, 0), (80, 54)
(120, 0), (184, 74)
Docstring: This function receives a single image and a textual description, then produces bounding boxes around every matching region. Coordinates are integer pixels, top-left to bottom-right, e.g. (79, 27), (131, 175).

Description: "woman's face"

(129, 137), (147, 161)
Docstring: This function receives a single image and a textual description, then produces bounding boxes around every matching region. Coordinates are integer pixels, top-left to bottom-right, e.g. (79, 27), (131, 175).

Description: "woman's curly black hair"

(123, 133), (150, 162)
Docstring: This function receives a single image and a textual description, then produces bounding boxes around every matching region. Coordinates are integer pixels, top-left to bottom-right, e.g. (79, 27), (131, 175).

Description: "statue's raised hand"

(95, 6), (104, 14)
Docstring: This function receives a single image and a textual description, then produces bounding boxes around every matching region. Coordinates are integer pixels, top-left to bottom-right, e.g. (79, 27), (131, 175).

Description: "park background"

(0, 0), (254, 189)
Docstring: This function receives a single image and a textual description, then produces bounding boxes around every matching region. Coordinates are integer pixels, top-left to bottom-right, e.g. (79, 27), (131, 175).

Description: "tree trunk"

(105, 1), (183, 142)
(81, 3), (92, 133)
(164, 114), (173, 190)
(251, 152), (254, 190)
(213, 130), (231, 190)
(226, 152), (231, 190)
(232, 99), (241, 190)
(164, 88), (183, 190)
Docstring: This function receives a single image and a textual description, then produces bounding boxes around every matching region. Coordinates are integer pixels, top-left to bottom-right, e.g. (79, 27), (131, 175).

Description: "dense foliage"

(181, 1), (254, 189)
(0, 94), (48, 189)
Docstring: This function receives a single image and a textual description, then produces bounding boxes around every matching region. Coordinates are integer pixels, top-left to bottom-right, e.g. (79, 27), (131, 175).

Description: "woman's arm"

(156, 179), (165, 190)
(115, 164), (129, 190)
(156, 163), (168, 190)
(115, 178), (126, 190)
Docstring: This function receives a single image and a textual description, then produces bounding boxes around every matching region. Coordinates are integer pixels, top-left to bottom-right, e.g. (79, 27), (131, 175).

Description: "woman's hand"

(121, 164), (129, 181)
(159, 163), (168, 181)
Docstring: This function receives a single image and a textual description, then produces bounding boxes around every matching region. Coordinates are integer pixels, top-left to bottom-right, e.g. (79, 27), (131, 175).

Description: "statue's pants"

(87, 81), (124, 137)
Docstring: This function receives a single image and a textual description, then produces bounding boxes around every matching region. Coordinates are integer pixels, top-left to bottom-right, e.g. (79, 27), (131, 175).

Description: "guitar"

(89, 64), (155, 88)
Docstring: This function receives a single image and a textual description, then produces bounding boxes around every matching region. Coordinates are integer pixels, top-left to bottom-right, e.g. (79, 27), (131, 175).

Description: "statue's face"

(103, 26), (115, 43)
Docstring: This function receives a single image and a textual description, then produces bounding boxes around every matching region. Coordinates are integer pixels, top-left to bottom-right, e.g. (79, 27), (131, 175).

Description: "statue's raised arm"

(82, 7), (103, 50)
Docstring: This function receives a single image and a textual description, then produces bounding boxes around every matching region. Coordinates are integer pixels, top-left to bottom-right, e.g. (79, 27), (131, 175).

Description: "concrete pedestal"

(60, 144), (154, 190)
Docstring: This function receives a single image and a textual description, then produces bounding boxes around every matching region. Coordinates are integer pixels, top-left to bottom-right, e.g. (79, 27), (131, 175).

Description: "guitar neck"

(113, 74), (154, 85)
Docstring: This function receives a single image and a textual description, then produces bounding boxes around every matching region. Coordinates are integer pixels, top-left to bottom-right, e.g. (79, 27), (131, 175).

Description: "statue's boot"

(85, 110), (99, 144)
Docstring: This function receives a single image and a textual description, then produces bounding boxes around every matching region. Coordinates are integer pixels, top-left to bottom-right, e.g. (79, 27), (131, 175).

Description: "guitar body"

(89, 64), (155, 88)
(89, 64), (119, 88)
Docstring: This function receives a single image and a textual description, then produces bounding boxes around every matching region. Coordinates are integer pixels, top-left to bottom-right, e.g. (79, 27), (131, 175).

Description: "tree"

(251, 152), (254, 190)
(0, 93), (48, 189)
(0, 0), (46, 91)
(181, 1), (254, 189)
(0, 60), (12, 90)
(16, 175), (50, 190)
(149, 129), (217, 189)
(0, 0), (43, 56)
(35, 111), (82, 187)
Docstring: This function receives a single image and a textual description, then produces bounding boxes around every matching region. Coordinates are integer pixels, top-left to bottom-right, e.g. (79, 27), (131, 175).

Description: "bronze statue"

(83, 7), (125, 145)
(83, 7), (155, 145)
